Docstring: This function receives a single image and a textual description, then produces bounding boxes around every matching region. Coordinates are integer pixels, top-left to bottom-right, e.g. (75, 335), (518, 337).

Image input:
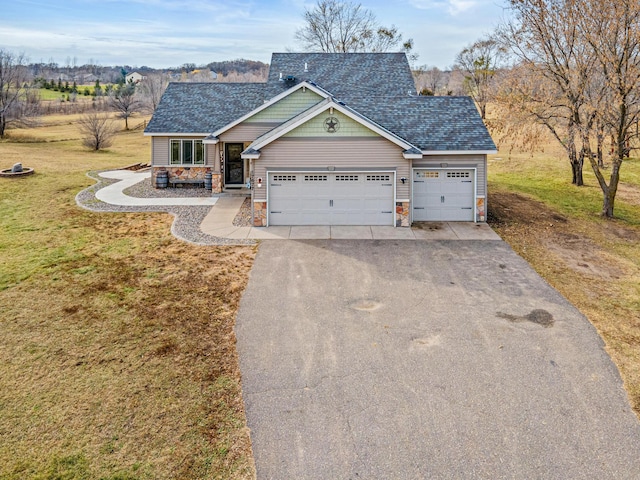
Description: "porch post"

(214, 143), (221, 173)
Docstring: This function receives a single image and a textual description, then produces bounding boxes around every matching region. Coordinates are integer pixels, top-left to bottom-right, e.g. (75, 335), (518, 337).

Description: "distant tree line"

(204, 59), (268, 77)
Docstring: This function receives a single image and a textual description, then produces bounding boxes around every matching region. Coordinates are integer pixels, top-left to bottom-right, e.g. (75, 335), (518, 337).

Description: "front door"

(225, 143), (244, 185)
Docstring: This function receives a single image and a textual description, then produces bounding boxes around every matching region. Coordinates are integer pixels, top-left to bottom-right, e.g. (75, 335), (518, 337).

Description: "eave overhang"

(143, 132), (211, 137)
(421, 149), (498, 155)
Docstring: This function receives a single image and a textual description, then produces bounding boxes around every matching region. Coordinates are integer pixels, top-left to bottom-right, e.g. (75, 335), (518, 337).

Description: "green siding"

(247, 89), (323, 123)
(284, 110), (379, 138)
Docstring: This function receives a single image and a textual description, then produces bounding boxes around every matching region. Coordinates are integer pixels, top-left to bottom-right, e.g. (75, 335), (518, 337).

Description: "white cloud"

(447, 0), (477, 14)
(408, 0), (478, 15)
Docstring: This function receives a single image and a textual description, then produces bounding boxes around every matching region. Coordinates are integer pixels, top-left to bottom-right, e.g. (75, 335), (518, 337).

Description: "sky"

(0, 0), (507, 69)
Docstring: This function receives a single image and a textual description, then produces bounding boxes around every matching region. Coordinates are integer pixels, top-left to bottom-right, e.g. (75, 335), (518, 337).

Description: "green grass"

(0, 116), (256, 479)
(38, 86), (113, 101)
(490, 151), (640, 225)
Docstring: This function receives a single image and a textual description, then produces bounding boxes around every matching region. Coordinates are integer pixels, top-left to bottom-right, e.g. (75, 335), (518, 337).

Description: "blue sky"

(0, 0), (506, 69)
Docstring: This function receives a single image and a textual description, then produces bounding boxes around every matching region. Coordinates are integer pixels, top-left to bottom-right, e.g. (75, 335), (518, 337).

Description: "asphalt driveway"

(235, 240), (640, 479)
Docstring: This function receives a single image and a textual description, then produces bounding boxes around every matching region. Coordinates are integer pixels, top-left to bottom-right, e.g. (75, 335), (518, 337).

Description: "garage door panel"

(413, 169), (474, 222)
(269, 172), (394, 226)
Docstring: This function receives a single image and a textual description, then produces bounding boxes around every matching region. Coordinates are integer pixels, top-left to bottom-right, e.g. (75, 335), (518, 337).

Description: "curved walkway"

(95, 170), (218, 206)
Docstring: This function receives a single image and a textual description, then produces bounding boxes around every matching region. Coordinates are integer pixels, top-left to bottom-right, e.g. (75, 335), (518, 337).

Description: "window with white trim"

(170, 139), (205, 165)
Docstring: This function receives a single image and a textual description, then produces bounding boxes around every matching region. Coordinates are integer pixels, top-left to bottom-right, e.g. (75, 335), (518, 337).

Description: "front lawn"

(0, 115), (256, 479)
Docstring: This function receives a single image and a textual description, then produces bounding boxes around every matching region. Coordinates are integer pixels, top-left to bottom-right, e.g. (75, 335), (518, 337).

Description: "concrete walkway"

(95, 170), (218, 206)
(200, 196), (502, 240)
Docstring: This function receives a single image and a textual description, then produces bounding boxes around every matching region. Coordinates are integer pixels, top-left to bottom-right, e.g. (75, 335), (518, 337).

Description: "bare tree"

(579, 0), (640, 217)
(0, 49), (40, 137)
(78, 112), (119, 150)
(499, 0), (639, 217)
(295, 0), (415, 59)
(498, 0), (596, 185)
(414, 65), (445, 95)
(138, 73), (169, 113)
(456, 35), (504, 120)
(108, 82), (141, 130)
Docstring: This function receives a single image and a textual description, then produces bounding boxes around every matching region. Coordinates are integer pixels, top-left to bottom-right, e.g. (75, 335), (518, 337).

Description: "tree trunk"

(480, 103), (487, 120)
(602, 159), (621, 218)
(567, 131), (584, 185)
(586, 144), (621, 219)
(602, 186), (615, 217)
(0, 113), (5, 138)
(571, 159), (584, 186)
(597, 122), (604, 168)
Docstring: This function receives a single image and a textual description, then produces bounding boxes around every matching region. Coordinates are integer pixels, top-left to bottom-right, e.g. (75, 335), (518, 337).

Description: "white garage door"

(413, 169), (474, 221)
(268, 172), (394, 226)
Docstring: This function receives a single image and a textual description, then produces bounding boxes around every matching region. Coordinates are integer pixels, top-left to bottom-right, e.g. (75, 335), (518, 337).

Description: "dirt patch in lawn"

(488, 190), (640, 416)
(543, 231), (625, 281)
(618, 182), (640, 207)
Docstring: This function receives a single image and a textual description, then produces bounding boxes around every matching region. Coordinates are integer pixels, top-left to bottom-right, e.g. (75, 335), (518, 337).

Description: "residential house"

(125, 71), (145, 84)
(144, 53), (496, 227)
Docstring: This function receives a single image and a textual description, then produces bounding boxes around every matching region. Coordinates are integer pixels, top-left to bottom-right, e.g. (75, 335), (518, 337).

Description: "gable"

(247, 88), (323, 124)
(284, 109), (378, 138)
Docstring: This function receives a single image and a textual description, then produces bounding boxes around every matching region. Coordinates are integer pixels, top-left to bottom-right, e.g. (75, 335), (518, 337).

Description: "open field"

(487, 141), (640, 414)
(38, 86), (107, 100)
(0, 115), (256, 479)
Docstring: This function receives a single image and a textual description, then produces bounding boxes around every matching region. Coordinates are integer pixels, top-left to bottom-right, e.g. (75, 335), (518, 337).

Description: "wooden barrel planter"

(155, 171), (168, 188)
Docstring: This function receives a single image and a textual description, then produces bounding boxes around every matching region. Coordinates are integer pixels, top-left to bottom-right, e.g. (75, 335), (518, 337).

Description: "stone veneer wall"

(396, 201), (410, 227)
(253, 201), (267, 227)
(211, 174), (222, 194)
(152, 166), (218, 189)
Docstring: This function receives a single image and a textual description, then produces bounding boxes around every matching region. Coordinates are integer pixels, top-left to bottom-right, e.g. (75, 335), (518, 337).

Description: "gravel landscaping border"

(76, 170), (257, 246)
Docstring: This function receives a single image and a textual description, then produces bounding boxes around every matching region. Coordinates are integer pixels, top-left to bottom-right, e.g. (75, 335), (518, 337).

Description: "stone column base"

(396, 201), (410, 227)
(476, 197), (486, 222)
(253, 201), (267, 226)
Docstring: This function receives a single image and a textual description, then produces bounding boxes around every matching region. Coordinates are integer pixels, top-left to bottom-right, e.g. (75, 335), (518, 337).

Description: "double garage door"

(268, 172), (394, 226)
(413, 169), (475, 221)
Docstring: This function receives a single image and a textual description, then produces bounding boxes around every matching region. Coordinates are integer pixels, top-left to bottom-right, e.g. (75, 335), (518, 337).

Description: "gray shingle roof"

(145, 53), (496, 152)
(350, 95), (496, 151)
(144, 82), (265, 134)
(265, 52), (416, 101)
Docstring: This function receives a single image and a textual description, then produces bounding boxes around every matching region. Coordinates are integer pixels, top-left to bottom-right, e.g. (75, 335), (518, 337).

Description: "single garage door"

(268, 172), (394, 226)
(413, 169), (474, 221)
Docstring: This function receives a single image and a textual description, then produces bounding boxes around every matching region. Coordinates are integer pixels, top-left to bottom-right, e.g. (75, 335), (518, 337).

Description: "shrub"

(78, 112), (119, 150)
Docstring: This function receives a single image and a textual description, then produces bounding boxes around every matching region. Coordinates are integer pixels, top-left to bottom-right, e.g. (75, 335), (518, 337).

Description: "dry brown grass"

(0, 116), (257, 479)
